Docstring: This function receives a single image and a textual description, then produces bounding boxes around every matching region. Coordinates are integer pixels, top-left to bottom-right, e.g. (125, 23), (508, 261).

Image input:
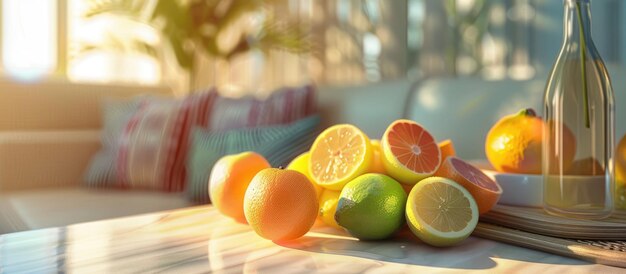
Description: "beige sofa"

(0, 80), (412, 234)
(2, 71), (623, 234)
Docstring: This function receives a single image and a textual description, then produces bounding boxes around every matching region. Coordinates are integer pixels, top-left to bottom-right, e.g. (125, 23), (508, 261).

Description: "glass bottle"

(542, 0), (615, 219)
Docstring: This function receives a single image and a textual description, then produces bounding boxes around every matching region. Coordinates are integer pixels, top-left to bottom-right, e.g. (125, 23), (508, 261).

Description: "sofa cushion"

(317, 80), (412, 139)
(208, 85), (316, 132)
(0, 188), (190, 234)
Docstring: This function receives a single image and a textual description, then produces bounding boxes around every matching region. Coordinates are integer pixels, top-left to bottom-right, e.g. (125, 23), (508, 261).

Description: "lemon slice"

(406, 177), (478, 247)
(309, 124), (372, 190)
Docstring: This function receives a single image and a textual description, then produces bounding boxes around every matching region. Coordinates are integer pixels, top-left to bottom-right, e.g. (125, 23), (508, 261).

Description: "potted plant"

(82, 0), (310, 92)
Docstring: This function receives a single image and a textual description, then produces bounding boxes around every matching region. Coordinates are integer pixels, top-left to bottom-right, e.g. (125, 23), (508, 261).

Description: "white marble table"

(0, 206), (623, 273)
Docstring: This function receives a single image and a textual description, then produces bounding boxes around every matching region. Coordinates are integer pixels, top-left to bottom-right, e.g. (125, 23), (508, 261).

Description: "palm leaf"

(83, 0), (148, 19)
(79, 0), (311, 72)
(78, 35), (158, 59)
(256, 13), (310, 54)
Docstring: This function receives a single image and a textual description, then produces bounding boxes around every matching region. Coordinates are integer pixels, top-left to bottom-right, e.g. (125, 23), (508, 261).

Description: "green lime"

(335, 173), (407, 240)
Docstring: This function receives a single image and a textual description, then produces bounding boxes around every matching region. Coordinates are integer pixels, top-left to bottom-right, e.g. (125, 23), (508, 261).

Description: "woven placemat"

(480, 205), (626, 240)
(474, 222), (626, 268)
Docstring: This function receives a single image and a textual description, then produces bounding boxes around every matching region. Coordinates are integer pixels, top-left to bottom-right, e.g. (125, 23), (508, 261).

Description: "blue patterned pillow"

(186, 115), (320, 203)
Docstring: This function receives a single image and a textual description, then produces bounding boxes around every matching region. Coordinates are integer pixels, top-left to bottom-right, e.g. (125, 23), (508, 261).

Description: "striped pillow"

(187, 115), (320, 204)
(85, 91), (217, 191)
(207, 85), (316, 131)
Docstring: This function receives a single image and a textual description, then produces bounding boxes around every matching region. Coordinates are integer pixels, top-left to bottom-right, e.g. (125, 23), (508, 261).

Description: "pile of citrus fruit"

(209, 119), (502, 247)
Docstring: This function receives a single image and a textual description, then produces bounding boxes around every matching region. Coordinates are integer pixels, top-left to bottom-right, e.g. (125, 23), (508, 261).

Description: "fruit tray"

(473, 222), (626, 268)
(480, 205), (626, 240)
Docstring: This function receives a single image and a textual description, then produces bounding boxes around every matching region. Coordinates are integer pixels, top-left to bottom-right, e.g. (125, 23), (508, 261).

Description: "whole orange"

(486, 109), (544, 174)
(486, 108), (575, 174)
(544, 120), (577, 174)
(209, 152), (270, 222)
(244, 168), (318, 241)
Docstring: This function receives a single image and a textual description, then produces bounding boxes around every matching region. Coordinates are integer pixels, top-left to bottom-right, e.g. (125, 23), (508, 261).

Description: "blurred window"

(68, 0), (161, 85)
(2, 0), (58, 81)
(1, 0), (161, 85)
(1, 0), (623, 88)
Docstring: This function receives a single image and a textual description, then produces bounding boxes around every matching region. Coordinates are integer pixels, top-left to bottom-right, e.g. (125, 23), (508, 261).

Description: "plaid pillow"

(187, 115), (320, 204)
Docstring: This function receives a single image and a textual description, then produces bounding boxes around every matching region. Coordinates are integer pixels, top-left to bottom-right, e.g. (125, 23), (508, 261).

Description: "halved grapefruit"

(435, 157), (502, 214)
(381, 119), (441, 185)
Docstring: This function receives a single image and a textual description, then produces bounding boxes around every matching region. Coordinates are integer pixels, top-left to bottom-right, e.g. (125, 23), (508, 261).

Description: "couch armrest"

(0, 130), (101, 192)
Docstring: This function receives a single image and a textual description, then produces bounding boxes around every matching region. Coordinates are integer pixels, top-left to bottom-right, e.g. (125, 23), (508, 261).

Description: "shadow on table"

(275, 227), (590, 270)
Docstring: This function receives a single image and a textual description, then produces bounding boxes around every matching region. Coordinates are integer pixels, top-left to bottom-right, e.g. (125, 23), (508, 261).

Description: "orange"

(309, 124), (372, 190)
(406, 177), (479, 246)
(435, 157), (502, 214)
(438, 139), (456, 161)
(209, 152), (270, 222)
(369, 139), (386, 173)
(381, 119), (441, 185)
(567, 157), (604, 175)
(485, 108), (543, 174)
(544, 120), (577, 174)
(244, 168), (318, 241)
(486, 108), (575, 174)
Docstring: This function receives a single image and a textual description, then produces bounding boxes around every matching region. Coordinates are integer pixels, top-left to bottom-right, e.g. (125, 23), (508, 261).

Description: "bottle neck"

(563, 0), (593, 45)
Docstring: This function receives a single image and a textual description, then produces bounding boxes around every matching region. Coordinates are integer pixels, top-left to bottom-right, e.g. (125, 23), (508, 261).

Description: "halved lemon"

(309, 124), (372, 190)
(406, 177), (478, 247)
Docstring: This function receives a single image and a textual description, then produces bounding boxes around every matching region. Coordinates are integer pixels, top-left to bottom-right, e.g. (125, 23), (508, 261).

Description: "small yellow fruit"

(287, 152), (322, 198)
(318, 189), (342, 229)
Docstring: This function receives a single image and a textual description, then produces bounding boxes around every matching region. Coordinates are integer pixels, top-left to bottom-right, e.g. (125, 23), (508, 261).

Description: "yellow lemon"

(309, 124), (372, 190)
(287, 152), (322, 198)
